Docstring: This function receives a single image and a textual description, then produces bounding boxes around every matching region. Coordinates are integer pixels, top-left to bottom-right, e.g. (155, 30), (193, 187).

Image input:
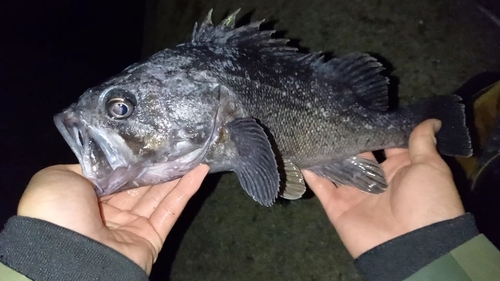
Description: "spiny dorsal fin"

(297, 52), (324, 64)
(191, 9), (297, 54)
(315, 53), (389, 111)
(191, 10), (389, 109)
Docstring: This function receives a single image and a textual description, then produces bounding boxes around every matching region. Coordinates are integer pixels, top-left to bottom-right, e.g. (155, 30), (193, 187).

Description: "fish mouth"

(54, 108), (87, 165)
(54, 108), (145, 196)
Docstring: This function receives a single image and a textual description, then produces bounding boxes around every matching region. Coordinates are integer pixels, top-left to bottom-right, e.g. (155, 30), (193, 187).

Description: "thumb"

(408, 119), (442, 164)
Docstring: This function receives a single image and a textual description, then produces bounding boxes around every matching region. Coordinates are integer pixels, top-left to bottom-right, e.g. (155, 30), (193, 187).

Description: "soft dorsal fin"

(314, 53), (390, 111)
(191, 9), (297, 54)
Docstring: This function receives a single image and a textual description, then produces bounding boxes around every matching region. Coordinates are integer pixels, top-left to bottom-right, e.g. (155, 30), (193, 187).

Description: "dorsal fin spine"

(190, 9), (390, 111)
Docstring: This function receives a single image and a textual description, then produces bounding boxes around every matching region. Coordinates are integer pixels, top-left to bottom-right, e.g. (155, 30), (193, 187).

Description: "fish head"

(54, 61), (221, 196)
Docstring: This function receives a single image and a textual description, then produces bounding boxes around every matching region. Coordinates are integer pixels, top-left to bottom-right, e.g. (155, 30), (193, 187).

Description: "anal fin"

(279, 159), (306, 200)
(308, 156), (387, 194)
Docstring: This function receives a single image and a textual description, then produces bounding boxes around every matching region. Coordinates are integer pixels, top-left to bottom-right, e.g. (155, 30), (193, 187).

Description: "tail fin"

(414, 94), (473, 157)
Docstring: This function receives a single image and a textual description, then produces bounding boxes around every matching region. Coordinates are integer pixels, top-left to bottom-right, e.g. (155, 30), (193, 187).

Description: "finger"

(302, 170), (337, 203)
(149, 164), (210, 240)
(302, 170), (367, 221)
(65, 164), (83, 175)
(409, 119), (442, 164)
(24, 164), (92, 195)
(384, 148), (408, 158)
(302, 170), (366, 201)
(358, 151), (377, 161)
(18, 164), (103, 235)
(380, 152), (411, 181)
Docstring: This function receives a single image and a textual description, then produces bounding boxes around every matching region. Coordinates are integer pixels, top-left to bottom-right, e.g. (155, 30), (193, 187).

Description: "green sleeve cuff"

(0, 262), (31, 281)
(406, 234), (500, 281)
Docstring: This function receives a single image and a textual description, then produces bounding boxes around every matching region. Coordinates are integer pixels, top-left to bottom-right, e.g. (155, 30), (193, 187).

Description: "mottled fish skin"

(167, 44), (407, 167)
(54, 9), (472, 206)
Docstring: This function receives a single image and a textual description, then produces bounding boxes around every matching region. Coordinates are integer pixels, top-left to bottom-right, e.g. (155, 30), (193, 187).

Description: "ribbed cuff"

(0, 216), (148, 281)
(354, 213), (479, 281)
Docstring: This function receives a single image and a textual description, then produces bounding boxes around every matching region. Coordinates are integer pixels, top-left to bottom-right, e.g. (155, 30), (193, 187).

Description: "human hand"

(302, 119), (465, 258)
(17, 164), (210, 274)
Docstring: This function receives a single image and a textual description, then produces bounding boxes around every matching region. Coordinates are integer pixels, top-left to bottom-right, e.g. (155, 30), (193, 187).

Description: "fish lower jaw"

(84, 142), (209, 196)
(86, 159), (200, 197)
(89, 164), (149, 196)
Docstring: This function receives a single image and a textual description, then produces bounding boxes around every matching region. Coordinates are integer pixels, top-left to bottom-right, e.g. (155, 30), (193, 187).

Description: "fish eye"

(106, 97), (134, 119)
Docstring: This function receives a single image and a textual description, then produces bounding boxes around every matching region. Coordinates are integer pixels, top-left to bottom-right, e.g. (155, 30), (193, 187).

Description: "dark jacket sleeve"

(354, 213), (500, 281)
(0, 216), (149, 281)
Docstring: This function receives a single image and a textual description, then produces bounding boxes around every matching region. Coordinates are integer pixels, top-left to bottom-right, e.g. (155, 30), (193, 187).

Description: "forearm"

(354, 213), (500, 281)
(0, 216), (149, 281)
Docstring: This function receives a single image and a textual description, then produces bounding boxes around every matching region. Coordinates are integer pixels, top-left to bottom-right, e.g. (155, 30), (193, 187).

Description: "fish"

(54, 9), (472, 207)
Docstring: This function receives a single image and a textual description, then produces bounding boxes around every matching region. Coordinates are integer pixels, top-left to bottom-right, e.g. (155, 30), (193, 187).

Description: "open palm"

(17, 164), (209, 274)
(303, 119), (465, 258)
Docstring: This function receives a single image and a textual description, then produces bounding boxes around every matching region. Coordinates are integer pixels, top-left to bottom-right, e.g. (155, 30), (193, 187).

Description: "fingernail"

(433, 120), (442, 133)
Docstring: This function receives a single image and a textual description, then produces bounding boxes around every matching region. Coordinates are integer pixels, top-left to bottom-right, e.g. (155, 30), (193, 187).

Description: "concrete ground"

(142, 1), (500, 280)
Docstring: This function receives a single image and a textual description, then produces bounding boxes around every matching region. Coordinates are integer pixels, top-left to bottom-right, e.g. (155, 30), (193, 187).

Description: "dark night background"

(1, 1), (145, 224)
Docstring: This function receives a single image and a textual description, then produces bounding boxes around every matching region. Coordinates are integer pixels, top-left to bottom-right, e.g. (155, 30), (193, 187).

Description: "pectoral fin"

(226, 118), (280, 206)
(308, 156), (387, 194)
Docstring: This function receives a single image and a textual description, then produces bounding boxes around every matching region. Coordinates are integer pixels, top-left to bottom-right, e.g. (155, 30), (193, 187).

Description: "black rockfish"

(54, 9), (472, 206)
